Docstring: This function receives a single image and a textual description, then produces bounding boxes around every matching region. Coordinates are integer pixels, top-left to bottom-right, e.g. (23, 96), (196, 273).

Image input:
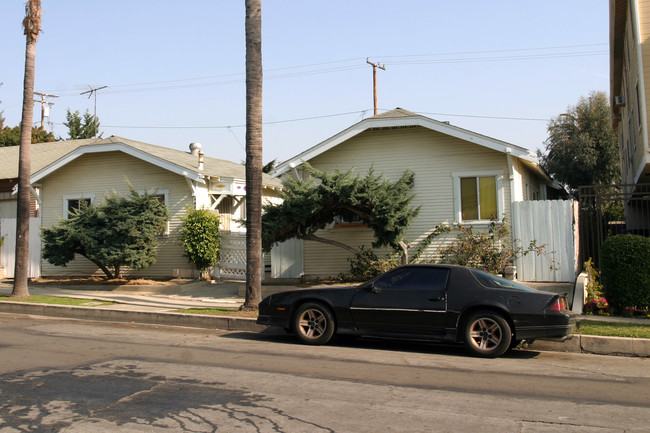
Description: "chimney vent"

(189, 142), (202, 156)
(198, 151), (204, 170)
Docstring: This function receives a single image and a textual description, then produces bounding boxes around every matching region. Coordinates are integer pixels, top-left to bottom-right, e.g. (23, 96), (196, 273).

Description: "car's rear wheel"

(463, 311), (512, 358)
(293, 302), (335, 345)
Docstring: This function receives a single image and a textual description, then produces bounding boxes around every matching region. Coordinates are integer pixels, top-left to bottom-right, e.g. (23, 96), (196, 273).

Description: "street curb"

(1, 302), (648, 357)
(525, 335), (650, 357)
(0, 302), (265, 332)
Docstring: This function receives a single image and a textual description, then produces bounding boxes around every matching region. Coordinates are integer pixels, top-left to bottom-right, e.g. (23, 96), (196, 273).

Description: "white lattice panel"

(219, 234), (247, 280)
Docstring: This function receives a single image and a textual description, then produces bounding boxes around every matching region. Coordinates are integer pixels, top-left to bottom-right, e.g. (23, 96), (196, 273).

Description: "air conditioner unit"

(615, 95), (626, 106)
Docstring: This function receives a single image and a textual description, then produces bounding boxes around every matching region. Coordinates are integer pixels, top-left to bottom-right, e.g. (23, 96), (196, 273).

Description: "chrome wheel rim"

(297, 308), (327, 339)
(468, 317), (502, 351)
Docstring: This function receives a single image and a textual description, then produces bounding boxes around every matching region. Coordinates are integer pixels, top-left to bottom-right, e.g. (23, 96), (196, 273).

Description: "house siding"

(302, 126), (515, 277)
(39, 152), (193, 278)
(638, 0), (650, 181)
(614, 0), (650, 185)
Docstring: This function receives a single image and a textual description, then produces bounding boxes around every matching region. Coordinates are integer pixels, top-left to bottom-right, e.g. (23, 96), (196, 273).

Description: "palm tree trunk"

(242, 0), (263, 310)
(12, 0), (42, 298)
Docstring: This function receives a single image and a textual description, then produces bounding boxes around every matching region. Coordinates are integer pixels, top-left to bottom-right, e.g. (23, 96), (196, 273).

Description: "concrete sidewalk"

(0, 279), (247, 312)
(0, 279), (648, 358)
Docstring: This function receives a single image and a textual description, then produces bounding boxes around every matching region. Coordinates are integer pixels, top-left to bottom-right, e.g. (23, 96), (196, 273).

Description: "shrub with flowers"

(583, 296), (611, 316)
(583, 259), (611, 315)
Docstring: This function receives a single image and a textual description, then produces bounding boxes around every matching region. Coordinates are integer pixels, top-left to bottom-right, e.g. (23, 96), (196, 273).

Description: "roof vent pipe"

(198, 151), (204, 170)
(189, 142), (202, 156)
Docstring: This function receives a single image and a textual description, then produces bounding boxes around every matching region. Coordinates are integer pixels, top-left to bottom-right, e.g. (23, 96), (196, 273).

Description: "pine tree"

(41, 189), (168, 279)
(262, 164), (420, 261)
(64, 108), (101, 139)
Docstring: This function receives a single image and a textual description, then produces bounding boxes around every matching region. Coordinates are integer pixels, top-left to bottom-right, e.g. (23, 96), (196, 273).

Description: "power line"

(49, 109), (548, 131)
(44, 43), (606, 97)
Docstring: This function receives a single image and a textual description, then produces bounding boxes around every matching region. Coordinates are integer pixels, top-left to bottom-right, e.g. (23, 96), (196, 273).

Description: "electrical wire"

(49, 108), (548, 131)
(46, 43), (606, 97)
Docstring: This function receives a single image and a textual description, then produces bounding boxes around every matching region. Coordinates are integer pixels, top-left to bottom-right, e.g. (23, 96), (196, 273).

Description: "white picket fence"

(0, 218), (42, 279)
(512, 200), (579, 282)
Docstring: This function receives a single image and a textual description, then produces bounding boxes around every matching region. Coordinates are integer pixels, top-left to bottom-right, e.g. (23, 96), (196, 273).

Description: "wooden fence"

(512, 200), (579, 282)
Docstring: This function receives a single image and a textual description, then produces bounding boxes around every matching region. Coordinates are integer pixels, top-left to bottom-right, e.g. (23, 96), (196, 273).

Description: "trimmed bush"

(600, 234), (650, 313)
(179, 207), (220, 279)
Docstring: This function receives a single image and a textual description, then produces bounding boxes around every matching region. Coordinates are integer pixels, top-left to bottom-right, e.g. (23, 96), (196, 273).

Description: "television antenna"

(80, 85), (107, 119)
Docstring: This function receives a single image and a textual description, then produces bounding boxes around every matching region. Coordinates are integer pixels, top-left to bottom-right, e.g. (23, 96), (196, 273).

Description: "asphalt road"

(0, 313), (648, 432)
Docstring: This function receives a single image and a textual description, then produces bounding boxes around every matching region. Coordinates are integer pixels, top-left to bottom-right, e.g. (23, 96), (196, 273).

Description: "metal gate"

(512, 200), (578, 282)
(578, 184), (650, 267)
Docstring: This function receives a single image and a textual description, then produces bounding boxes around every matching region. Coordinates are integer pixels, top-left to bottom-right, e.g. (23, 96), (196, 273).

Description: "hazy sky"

(1, 1), (609, 165)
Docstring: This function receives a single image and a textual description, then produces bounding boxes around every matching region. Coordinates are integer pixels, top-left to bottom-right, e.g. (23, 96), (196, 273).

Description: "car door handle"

(429, 296), (444, 301)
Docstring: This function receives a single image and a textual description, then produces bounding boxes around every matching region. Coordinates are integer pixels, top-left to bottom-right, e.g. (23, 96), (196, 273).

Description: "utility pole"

(366, 58), (385, 116)
(33, 91), (58, 129)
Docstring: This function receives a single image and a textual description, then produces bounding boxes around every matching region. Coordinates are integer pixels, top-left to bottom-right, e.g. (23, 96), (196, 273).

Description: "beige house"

(0, 136), (282, 279)
(611, 0), (650, 187)
(271, 108), (561, 279)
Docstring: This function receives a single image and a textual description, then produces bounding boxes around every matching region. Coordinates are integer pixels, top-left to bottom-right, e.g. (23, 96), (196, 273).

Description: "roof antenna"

(80, 85), (107, 137)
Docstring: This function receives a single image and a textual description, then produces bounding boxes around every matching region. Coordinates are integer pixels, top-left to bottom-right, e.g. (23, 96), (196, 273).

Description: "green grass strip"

(0, 294), (115, 306)
(174, 308), (258, 318)
(577, 320), (650, 339)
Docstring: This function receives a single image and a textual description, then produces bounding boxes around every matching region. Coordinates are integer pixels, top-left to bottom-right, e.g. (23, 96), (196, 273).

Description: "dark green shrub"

(179, 207), (220, 279)
(600, 234), (650, 313)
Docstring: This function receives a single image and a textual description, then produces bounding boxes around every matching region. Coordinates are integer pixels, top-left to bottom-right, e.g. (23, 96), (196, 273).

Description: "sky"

(0, 1), (610, 165)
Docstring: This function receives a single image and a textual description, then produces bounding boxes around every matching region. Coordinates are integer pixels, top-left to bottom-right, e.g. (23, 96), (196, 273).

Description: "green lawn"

(576, 319), (650, 339)
(0, 294), (115, 306)
(173, 307), (258, 318)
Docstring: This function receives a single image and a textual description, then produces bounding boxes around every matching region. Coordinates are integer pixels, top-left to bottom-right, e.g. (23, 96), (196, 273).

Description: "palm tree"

(242, 0), (263, 310)
(12, 0), (42, 298)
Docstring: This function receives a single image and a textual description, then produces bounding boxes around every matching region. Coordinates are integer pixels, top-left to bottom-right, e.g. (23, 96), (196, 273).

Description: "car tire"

(293, 302), (335, 345)
(463, 311), (512, 358)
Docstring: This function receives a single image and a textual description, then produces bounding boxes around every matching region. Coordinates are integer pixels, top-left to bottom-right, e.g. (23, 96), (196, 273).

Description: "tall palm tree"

(12, 0), (42, 298)
(242, 0), (263, 310)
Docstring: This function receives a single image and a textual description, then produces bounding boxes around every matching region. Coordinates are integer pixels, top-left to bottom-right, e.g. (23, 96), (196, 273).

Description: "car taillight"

(547, 298), (567, 311)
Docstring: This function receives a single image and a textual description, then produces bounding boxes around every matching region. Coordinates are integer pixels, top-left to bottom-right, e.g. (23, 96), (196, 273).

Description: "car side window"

(374, 267), (449, 291)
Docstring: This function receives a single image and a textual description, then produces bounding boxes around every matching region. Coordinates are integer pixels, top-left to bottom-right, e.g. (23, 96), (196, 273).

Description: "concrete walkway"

(1, 279), (648, 358)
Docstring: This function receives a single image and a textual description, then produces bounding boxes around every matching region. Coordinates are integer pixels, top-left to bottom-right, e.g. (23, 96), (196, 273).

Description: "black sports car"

(257, 264), (575, 357)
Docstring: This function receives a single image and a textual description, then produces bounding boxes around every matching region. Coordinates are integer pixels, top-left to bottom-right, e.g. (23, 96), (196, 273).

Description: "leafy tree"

(262, 164), (420, 262)
(41, 189), (169, 279)
(179, 207), (220, 280)
(13, 0), (42, 298)
(243, 0), (264, 310)
(64, 108), (101, 139)
(538, 91), (620, 196)
(1, 124), (55, 147)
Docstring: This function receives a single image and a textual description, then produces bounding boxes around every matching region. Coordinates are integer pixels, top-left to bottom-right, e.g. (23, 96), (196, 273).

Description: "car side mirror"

(366, 282), (381, 294)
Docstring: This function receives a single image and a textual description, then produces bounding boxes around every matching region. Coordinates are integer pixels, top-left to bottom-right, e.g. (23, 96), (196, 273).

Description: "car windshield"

(469, 269), (537, 292)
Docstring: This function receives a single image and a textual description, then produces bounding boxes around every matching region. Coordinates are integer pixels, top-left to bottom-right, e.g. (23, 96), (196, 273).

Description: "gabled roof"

(272, 108), (540, 178)
(0, 136), (282, 189)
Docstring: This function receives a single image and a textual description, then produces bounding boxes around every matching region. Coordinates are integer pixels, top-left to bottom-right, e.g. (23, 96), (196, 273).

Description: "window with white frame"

(63, 194), (94, 218)
(452, 171), (503, 223)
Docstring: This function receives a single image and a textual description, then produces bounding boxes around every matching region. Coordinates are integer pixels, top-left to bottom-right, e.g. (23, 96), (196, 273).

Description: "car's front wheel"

(463, 311), (512, 358)
(293, 302), (335, 345)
